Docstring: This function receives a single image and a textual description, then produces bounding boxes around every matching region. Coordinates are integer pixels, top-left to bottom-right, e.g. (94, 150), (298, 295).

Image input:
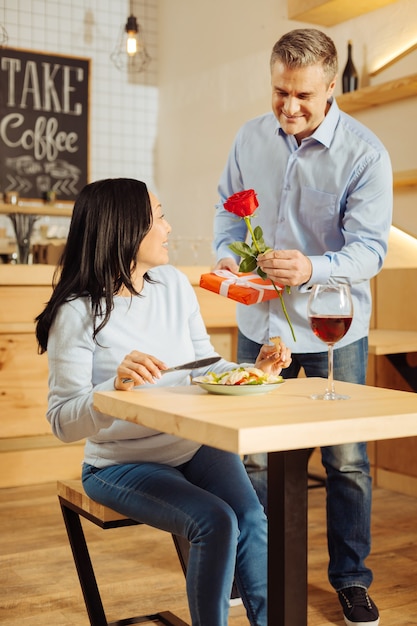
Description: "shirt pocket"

(299, 186), (339, 238)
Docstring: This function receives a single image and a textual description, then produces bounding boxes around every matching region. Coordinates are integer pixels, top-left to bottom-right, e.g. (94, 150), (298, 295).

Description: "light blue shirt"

(214, 99), (393, 351)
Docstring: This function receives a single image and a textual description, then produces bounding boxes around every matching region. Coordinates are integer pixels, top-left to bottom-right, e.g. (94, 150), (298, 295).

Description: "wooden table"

(94, 378), (417, 625)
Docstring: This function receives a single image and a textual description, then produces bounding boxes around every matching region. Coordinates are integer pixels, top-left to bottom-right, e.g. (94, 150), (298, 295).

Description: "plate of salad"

(192, 367), (284, 396)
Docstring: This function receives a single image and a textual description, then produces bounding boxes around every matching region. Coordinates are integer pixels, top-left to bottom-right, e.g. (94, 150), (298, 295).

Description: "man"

(213, 28), (392, 626)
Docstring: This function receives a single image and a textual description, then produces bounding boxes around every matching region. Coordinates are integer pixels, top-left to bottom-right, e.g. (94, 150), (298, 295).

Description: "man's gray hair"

(270, 28), (338, 85)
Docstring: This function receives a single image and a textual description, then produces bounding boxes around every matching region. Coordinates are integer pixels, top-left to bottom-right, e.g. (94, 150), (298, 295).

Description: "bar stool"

(57, 479), (189, 626)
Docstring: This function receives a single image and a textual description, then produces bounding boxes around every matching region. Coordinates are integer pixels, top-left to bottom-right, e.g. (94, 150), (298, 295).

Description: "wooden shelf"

(287, 0), (401, 26)
(393, 169), (417, 188)
(0, 202), (73, 217)
(337, 73), (417, 113)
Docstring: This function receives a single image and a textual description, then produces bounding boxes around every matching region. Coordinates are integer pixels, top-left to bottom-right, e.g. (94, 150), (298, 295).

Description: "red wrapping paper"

(199, 270), (282, 305)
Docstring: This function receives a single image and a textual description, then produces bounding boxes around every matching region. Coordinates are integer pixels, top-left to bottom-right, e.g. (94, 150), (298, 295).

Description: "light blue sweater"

(46, 265), (236, 468)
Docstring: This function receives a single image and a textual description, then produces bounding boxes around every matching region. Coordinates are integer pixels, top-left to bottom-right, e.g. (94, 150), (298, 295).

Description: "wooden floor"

(1, 482), (416, 625)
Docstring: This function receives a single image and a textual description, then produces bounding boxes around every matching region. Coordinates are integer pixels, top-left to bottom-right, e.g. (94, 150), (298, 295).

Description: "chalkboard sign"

(0, 47), (90, 202)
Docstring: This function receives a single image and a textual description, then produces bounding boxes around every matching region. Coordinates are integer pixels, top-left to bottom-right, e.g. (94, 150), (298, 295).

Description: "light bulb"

(126, 34), (137, 55)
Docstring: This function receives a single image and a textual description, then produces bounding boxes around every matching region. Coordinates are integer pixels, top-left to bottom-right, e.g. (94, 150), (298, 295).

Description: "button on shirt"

(214, 98), (393, 351)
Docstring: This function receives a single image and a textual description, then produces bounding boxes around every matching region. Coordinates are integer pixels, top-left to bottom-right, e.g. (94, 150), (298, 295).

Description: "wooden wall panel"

(369, 353), (417, 484)
(0, 286), (52, 324)
(193, 285), (237, 327)
(0, 333), (50, 437)
(209, 330), (237, 362)
(374, 268), (417, 330)
(376, 437), (417, 476)
(0, 444), (83, 488)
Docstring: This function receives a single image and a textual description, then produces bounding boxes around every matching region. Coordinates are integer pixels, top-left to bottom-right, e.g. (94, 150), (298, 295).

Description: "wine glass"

(307, 284), (353, 400)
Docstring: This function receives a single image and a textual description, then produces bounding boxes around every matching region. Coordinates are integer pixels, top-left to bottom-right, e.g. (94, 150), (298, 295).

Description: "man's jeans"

(238, 330), (373, 591)
(82, 444), (267, 626)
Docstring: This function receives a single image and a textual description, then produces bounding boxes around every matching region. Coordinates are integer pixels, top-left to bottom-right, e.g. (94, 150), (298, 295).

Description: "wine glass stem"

(327, 344), (335, 395)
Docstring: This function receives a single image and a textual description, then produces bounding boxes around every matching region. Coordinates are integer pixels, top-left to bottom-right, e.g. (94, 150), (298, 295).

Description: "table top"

(94, 378), (417, 455)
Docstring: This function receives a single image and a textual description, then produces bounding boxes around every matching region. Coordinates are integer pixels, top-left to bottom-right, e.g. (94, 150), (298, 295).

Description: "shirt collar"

(311, 97), (339, 148)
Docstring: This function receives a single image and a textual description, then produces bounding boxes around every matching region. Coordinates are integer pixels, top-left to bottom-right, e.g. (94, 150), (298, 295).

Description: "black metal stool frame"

(58, 494), (189, 626)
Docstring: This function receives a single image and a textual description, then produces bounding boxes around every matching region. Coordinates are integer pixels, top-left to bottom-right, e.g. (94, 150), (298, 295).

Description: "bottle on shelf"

(342, 40), (359, 93)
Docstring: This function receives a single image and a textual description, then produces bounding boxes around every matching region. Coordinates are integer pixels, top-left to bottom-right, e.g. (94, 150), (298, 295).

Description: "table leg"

(267, 448), (312, 626)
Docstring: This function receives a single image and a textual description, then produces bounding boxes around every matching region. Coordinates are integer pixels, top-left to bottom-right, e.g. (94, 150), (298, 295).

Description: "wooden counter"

(358, 227), (417, 497)
(0, 264), (80, 487)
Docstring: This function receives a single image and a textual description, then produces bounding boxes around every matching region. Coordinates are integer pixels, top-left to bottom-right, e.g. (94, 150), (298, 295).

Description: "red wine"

(309, 315), (352, 344)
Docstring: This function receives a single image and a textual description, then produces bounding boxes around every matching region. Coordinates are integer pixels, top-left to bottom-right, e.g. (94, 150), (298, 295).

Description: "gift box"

(199, 270), (282, 305)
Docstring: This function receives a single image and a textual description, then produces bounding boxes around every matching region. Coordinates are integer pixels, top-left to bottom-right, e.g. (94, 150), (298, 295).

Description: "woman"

(35, 178), (291, 626)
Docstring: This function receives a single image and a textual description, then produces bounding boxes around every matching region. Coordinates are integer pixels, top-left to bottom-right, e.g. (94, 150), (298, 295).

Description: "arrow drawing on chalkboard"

(52, 178), (80, 196)
(6, 174), (32, 193)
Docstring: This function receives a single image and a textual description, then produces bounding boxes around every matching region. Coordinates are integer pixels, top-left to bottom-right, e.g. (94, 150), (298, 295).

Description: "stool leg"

(171, 535), (189, 577)
(155, 613), (190, 626)
(108, 612), (189, 626)
(59, 500), (108, 626)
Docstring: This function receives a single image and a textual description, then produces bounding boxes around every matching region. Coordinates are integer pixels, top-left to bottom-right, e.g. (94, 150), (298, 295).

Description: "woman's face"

(136, 191), (171, 272)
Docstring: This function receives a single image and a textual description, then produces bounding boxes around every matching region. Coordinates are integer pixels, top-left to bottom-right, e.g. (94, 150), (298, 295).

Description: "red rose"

(224, 189), (259, 218)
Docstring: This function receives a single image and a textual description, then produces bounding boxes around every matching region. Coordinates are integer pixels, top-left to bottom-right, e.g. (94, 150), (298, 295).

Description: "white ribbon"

(212, 270), (279, 304)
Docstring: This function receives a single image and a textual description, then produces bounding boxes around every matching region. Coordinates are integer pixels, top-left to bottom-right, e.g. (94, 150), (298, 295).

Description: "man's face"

(271, 61), (336, 143)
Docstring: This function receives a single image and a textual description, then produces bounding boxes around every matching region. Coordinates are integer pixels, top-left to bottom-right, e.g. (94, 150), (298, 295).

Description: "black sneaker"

(338, 586), (380, 625)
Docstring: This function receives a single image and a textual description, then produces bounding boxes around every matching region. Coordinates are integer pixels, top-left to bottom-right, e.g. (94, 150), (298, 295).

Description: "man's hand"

(257, 249), (312, 287)
(214, 257), (240, 274)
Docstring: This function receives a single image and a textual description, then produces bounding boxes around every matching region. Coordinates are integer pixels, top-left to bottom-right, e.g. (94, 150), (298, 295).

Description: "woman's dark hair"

(35, 178), (153, 353)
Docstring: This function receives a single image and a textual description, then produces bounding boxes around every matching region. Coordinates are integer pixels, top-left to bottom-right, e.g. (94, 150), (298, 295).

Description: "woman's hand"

(114, 351), (167, 390)
(254, 342), (292, 375)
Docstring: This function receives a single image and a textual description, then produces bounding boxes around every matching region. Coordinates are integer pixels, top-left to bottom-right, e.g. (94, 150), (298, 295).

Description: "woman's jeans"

(238, 330), (373, 591)
(82, 445), (267, 626)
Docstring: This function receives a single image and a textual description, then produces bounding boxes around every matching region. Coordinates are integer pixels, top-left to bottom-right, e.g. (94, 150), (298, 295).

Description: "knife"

(121, 356), (221, 383)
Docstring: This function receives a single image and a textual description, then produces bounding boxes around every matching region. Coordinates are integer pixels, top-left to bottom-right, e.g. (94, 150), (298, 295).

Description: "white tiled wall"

(0, 0), (158, 235)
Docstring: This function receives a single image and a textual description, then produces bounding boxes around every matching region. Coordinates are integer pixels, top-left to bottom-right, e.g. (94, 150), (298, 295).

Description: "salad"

(194, 367), (283, 386)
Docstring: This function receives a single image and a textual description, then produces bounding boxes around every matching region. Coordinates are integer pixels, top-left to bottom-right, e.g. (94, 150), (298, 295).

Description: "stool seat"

(57, 479), (189, 626)
(58, 479), (135, 527)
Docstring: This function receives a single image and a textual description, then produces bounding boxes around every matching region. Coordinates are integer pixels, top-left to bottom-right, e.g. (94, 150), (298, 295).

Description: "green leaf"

(229, 242), (252, 257)
(256, 267), (268, 280)
(239, 256), (258, 273)
(252, 226), (270, 253)
(253, 225), (264, 241)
